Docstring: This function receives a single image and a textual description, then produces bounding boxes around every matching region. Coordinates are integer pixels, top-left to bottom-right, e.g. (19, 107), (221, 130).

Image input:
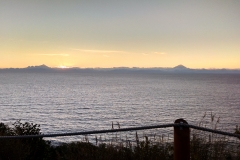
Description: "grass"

(0, 114), (239, 160)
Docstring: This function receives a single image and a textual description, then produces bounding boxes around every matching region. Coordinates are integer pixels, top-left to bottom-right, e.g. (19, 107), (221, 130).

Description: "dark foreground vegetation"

(0, 120), (239, 160)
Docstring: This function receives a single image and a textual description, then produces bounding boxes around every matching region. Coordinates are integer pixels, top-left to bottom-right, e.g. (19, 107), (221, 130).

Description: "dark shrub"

(0, 120), (51, 160)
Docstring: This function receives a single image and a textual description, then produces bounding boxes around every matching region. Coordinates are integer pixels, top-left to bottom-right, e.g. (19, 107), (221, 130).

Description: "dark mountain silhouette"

(27, 64), (50, 69)
(1, 64), (240, 74)
(173, 65), (188, 70)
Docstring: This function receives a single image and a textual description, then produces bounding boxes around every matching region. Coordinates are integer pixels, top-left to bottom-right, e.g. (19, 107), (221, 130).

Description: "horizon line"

(1, 64), (240, 70)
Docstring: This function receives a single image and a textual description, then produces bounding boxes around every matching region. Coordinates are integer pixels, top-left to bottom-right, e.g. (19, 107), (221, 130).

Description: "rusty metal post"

(174, 119), (190, 160)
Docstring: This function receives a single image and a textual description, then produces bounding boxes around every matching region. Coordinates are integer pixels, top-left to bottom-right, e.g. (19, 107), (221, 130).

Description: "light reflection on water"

(0, 72), (240, 142)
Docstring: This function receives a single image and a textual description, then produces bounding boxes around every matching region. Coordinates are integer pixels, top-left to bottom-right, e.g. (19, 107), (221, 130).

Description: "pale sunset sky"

(1, 0), (240, 69)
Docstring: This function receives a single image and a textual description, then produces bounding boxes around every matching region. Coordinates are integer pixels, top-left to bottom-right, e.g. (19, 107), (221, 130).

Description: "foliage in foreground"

(0, 120), (51, 160)
(0, 120), (239, 160)
(52, 141), (173, 160)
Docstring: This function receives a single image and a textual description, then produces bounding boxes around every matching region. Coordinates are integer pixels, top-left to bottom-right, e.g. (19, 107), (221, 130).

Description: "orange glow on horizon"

(57, 65), (69, 69)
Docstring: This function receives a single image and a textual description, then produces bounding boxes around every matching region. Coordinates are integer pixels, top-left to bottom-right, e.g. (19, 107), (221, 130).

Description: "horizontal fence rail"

(1, 119), (239, 160)
(0, 123), (240, 139)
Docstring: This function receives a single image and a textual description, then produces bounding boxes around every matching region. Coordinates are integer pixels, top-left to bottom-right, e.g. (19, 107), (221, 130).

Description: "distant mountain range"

(1, 64), (240, 74)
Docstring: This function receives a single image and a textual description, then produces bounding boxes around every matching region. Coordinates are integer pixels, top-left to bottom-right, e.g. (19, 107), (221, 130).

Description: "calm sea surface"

(0, 72), (240, 141)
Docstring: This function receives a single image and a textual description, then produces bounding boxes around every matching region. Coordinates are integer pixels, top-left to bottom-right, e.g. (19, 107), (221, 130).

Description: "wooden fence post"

(174, 118), (190, 160)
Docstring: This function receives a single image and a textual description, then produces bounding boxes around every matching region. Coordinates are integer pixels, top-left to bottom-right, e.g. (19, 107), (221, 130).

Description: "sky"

(1, 0), (240, 69)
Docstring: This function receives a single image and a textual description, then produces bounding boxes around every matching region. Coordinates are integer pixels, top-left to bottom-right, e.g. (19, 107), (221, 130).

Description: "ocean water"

(0, 72), (240, 141)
